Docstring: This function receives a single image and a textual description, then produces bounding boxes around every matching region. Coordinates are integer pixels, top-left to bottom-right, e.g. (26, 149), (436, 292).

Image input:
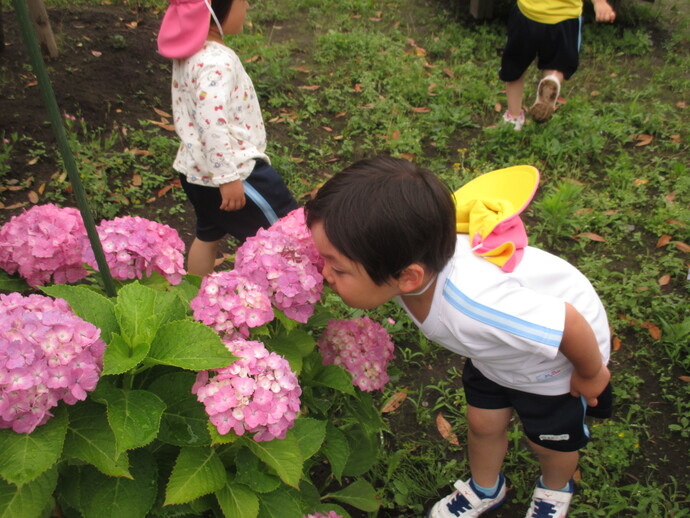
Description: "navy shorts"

(462, 359), (613, 452)
(180, 160), (298, 243)
(499, 5), (582, 82)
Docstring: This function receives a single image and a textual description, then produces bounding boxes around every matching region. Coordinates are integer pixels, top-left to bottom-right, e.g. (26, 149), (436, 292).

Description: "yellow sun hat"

(453, 165), (540, 272)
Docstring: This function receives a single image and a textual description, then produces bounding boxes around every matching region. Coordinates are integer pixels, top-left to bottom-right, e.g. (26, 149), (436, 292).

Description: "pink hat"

(157, 0), (216, 59)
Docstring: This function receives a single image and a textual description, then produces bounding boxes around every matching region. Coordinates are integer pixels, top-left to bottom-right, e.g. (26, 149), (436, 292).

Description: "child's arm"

(591, 0), (616, 23)
(559, 302), (611, 406)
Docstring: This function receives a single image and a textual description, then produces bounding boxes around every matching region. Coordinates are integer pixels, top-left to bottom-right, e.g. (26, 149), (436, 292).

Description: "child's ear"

(397, 264), (427, 293)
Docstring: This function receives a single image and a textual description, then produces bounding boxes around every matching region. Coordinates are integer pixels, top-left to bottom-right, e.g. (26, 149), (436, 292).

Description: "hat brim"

(158, 0), (211, 59)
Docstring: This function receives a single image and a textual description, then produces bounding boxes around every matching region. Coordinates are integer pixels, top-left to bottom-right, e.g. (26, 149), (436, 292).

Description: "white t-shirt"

(399, 235), (610, 396)
(171, 42), (269, 187)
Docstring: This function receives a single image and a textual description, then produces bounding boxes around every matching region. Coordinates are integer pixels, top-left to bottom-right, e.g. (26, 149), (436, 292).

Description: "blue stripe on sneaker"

(242, 180), (278, 224)
(443, 280), (563, 348)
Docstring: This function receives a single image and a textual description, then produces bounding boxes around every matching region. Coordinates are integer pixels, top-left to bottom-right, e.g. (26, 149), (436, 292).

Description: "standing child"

(500, 0), (616, 130)
(157, 0), (297, 276)
(305, 157), (612, 518)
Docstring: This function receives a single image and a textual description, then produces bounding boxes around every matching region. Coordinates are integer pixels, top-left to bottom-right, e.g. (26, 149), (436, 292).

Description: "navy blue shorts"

(462, 359), (613, 452)
(180, 160), (298, 242)
(499, 6), (582, 82)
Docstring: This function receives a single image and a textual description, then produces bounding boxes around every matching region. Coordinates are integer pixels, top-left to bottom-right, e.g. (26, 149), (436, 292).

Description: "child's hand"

(219, 180), (246, 211)
(593, 0), (616, 23)
(570, 364), (610, 406)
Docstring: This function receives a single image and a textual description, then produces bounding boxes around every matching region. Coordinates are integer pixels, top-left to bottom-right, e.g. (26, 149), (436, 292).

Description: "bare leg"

(186, 237), (221, 277)
(528, 439), (579, 489)
(505, 73), (526, 118)
(467, 406), (513, 487)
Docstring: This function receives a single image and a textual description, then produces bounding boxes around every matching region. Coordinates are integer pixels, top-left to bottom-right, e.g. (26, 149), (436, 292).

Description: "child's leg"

(540, 69), (564, 84)
(467, 405), (512, 487)
(187, 237), (222, 277)
(505, 73), (526, 118)
(527, 439), (578, 489)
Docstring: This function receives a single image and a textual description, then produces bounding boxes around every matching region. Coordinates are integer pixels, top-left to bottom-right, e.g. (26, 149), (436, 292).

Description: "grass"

(1, 0), (689, 515)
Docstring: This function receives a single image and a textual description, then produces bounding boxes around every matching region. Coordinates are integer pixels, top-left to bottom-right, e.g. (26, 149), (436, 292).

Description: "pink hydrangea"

(268, 208), (324, 270)
(0, 204), (88, 287)
(0, 293), (106, 434)
(83, 216), (185, 284)
(192, 339), (301, 442)
(304, 512), (343, 518)
(190, 270), (275, 338)
(235, 227), (323, 324)
(318, 317), (395, 392)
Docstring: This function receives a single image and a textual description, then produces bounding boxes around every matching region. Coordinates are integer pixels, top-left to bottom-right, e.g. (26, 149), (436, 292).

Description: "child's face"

(310, 221), (401, 310)
(222, 0), (249, 35)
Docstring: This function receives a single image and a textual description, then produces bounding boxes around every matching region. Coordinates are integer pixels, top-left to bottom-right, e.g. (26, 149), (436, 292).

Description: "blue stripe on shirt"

(443, 279), (563, 348)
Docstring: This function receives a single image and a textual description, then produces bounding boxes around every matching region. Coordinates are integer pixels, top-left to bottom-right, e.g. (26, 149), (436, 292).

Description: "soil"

(0, 3), (688, 518)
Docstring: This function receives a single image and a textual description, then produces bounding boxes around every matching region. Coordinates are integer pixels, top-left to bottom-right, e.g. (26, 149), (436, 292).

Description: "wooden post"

(470, 0), (495, 19)
(26, 0), (58, 58)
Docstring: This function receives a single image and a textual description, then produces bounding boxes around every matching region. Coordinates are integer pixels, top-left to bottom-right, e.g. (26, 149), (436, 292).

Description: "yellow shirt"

(517, 0), (583, 24)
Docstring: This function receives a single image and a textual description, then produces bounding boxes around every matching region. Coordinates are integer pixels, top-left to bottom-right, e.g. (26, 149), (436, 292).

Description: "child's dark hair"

(305, 156), (457, 285)
(211, 0), (234, 26)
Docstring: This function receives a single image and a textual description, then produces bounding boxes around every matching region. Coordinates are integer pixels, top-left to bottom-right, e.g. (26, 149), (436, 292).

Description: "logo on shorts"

(539, 434), (570, 441)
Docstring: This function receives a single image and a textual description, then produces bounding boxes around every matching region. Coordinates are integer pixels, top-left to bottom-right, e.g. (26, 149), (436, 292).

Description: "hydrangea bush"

(0, 207), (388, 518)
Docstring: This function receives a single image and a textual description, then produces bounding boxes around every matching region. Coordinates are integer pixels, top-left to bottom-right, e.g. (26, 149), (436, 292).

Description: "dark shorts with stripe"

(462, 359), (613, 452)
(180, 159), (298, 243)
(499, 5), (582, 82)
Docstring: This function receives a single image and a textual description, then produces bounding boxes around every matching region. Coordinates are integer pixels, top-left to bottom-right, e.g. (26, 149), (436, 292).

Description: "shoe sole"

(529, 78), (559, 122)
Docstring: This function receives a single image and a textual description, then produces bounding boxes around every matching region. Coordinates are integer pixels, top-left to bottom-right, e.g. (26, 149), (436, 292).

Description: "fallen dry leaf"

(132, 174), (142, 186)
(381, 392), (407, 413)
(298, 85), (320, 91)
(125, 21), (138, 29)
(244, 55), (260, 63)
(635, 134), (654, 146)
(656, 234), (672, 248)
(436, 413), (460, 446)
(633, 178), (649, 186)
(494, 101), (502, 112)
(670, 134), (681, 144)
(400, 153), (415, 162)
(294, 66), (310, 73)
(153, 107), (171, 118)
(27, 157), (39, 166)
(576, 232), (606, 242)
(38, 182), (46, 195)
(443, 67), (454, 78)
(27, 191), (39, 203)
(674, 241), (690, 253)
(3, 202), (28, 210)
(146, 120), (175, 131)
(590, 90), (600, 96)
(679, 376), (690, 383)
(658, 274), (671, 286)
(321, 126), (333, 132)
(412, 106), (430, 113)
(613, 336), (621, 351)
(91, 50), (102, 57)
(666, 219), (687, 227)
(677, 101), (687, 109)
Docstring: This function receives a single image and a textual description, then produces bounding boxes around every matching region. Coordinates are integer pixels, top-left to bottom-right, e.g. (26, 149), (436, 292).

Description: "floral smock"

(171, 41), (269, 187)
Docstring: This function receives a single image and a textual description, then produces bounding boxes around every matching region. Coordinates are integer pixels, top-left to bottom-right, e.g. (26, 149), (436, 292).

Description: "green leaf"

(78, 449), (158, 518)
(41, 284), (118, 343)
(268, 328), (316, 374)
(167, 276), (202, 307)
(216, 480), (260, 518)
(272, 308), (297, 333)
(102, 332), (150, 376)
(63, 402), (131, 478)
(0, 405), (67, 486)
(242, 434), (303, 488)
(324, 479), (380, 512)
(313, 364), (356, 395)
(164, 447), (226, 506)
(0, 467), (58, 518)
(321, 424), (350, 482)
(148, 320), (237, 370)
(114, 282), (186, 347)
(234, 448), (280, 494)
(148, 372), (212, 447)
(91, 381), (166, 452)
(257, 487), (303, 518)
(341, 424), (377, 477)
(290, 418), (326, 462)
(0, 271), (30, 292)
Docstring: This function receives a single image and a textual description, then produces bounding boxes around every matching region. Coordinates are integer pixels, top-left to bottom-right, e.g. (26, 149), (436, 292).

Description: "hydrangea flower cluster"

(0, 204), (88, 287)
(191, 271), (274, 338)
(83, 216), (186, 284)
(318, 317), (395, 392)
(0, 293), (106, 433)
(192, 339), (301, 442)
(235, 226), (323, 323)
(303, 512), (343, 518)
(268, 208), (324, 270)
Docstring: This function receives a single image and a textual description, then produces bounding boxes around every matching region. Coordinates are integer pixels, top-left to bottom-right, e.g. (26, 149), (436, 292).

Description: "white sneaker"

(503, 109), (525, 131)
(529, 74), (561, 122)
(525, 478), (574, 518)
(428, 474), (507, 518)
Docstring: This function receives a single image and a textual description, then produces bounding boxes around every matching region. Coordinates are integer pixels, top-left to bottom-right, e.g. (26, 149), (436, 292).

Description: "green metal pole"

(11, 0), (117, 297)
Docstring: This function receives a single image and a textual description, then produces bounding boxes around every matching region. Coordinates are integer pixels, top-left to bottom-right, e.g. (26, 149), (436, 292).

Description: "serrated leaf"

(91, 381), (166, 451)
(257, 487), (303, 518)
(165, 447), (226, 505)
(114, 282), (187, 347)
(313, 364), (356, 395)
(0, 270), (31, 292)
(242, 434), (303, 488)
(148, 320), (236, 370)
(102, 332), (150, 375)
(290, 418), (326, 462)
(0, 406), (67, 486)
(41, 284), (118, 342)
(148, 372), (212, 447)
(322, 425), (350, 482)
(216, 480), (260, 518)
(0, 466), (58, 518)
(234, 448), (280, 493)
(79, 449), (158, 518)
(325, 479), (380, 512)
(63, 402), (131, 478)
(342, 425), (377, 477)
